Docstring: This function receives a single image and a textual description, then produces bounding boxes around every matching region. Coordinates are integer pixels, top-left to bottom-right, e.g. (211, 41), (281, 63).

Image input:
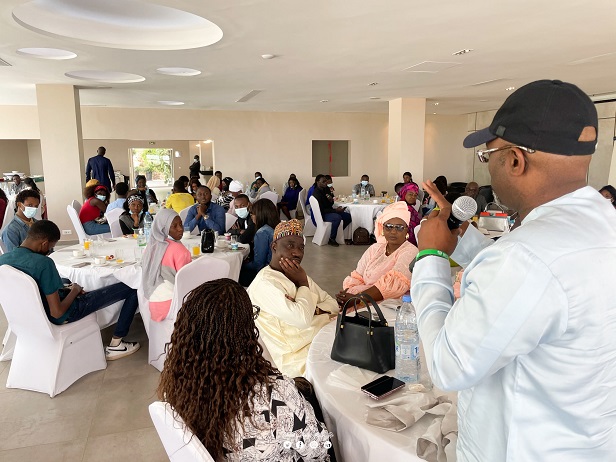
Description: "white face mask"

(96, 195), (106, 202)
(236, 207), (249, 219)
(361, 180), (368, 186)
(328, 183), (334, 188)
(255, 176), (261, 180)
(23, 205), (37, 219)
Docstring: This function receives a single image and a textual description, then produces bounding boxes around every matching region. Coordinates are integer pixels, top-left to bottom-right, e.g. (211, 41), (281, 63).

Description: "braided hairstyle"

(157, 278), (278, 459)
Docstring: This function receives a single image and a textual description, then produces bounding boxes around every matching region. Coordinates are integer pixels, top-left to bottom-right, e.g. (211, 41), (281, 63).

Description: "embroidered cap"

(273, 219), (303, 242)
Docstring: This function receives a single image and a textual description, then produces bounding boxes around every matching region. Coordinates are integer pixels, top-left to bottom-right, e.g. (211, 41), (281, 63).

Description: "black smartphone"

(361, 375), (405, 400)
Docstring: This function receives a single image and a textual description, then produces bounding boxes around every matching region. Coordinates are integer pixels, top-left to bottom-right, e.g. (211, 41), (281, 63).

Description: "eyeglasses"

(383, 223), (407, 232)
(475, 145), (535, 163)
(252, 304), (261, 320)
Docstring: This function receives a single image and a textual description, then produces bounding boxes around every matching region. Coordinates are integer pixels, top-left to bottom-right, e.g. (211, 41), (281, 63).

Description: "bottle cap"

(402, 294), (411, 303)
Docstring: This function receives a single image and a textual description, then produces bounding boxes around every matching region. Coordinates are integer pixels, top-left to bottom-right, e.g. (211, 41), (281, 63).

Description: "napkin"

(326, 364), (377, 391)
(366, 392), (458, 462)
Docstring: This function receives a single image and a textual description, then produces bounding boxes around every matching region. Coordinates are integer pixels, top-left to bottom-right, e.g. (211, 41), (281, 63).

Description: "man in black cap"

(411, 80), (616, 460)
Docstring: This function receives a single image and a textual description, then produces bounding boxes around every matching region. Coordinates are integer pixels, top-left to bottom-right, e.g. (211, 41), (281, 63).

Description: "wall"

(0, 140), (31, 176)
(423, 114), (473, 184)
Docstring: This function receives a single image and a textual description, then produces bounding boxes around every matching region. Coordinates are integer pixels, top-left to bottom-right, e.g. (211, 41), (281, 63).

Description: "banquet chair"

(66, 204), (111, 244)
(149, 401), (215, 462)
(0, 237), (6, 254)
(0, 201), (14, 233)
(225, 213), (237, 232)
(309, 196), (344, 246)
(298, 189), (316, 236)
(0, 265), (107, 397)
(71, 199), (81, 214)
(148, 258), (231, 371)
(260, 191), (279, 205)
(0, 327), (16, 361)
(105, 207), (125, 238)
(178, 205), (193, 225)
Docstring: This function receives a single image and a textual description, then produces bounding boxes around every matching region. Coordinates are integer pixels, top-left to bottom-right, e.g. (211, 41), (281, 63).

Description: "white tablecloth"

(335, 201), (388, 234)
(306, 304), (452, 462)
(50, 236), (248, 328)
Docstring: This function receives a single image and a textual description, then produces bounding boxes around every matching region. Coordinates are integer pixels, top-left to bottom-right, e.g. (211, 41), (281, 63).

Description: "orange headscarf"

(375, 201), (411, 243)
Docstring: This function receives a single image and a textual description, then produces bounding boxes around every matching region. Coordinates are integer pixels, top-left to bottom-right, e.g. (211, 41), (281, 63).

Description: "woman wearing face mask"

(238, 199), (280, 287)
(142, 208), (191, 322)
(79, 185), (110, 235)
(1, 189), (40, 252)
(599, 185), (616, 209)
(278, 177), (303, 220)
(118, 193), (146, 235)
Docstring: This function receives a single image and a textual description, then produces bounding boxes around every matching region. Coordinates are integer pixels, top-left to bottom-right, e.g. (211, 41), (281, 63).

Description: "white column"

(388, 98), (426, 186)
(36, 84), (85, 241)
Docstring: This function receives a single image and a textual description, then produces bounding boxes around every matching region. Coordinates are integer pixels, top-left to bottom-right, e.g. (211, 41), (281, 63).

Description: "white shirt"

(411, 186), (616, 461)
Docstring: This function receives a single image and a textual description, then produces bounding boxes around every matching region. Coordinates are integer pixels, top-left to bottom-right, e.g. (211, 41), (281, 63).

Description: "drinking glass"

(134, 247), (143, 264)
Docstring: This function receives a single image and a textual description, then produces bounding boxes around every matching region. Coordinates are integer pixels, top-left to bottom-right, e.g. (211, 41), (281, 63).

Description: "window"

(129, 148), (173, 188)
(312, 140), (349, 177)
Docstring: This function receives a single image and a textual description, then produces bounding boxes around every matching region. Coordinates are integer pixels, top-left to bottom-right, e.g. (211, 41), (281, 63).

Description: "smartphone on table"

(361, 375), (405, 400)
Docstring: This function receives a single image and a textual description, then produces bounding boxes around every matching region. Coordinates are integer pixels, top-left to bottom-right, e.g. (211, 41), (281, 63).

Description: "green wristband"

(416, 249), (449, 261)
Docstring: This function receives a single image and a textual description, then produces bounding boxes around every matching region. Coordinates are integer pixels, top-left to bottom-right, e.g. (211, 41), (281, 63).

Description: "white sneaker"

(105, 341), (140, 361)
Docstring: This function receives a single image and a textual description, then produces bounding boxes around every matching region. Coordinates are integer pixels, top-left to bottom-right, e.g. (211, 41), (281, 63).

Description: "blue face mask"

(96, 195), (106, 202)
(361, 180), (368, 186)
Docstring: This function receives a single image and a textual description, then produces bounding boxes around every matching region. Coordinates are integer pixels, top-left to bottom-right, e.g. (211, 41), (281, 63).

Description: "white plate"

(92, 261), (109, 267)
(71, 255), (87, 260)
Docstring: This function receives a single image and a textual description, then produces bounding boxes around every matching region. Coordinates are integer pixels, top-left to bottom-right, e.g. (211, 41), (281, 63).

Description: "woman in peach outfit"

(336, 201), (418, 305)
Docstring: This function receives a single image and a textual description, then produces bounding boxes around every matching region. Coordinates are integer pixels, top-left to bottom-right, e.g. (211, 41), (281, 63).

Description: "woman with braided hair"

(158, 278), (333, 461)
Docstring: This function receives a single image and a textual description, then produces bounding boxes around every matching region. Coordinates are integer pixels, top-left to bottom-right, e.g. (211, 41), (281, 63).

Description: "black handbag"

(330, 293), (395, 373)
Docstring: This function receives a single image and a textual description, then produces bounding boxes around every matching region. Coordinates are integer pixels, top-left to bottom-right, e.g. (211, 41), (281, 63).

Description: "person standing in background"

(85, 146), (115, 192)
(189, 155), (201, 179)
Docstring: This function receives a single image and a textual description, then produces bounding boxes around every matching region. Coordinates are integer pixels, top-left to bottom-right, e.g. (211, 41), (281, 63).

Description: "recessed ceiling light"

(433, 102), (439, 106)
(320, 99), (329, 103)
(156, 67), (201, 76)
(157, 100), (184, 106)
(506, 86), (515, 91)
(261, 54), (276, 59)
(369, 97), (380, 100)
(204, 140), (212, 143)
(452, 49), (473, 56)
(17, 47), (76, 60)
(433, 112), (437, 114)
(65, 70), (145, 83)
(368, 82), (378, 86)
(479, 99), (489, 102)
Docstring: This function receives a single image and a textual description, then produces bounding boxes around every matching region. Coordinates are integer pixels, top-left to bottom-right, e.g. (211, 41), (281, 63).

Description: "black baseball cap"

(463, 79), (598, 155)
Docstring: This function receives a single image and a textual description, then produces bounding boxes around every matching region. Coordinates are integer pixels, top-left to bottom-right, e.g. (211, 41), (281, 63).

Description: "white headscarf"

(142, 208), (179, 298)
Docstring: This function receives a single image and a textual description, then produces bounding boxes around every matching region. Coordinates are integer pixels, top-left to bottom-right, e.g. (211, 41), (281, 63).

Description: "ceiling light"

(204, 139), (212, 143)
(433, 102), (439, 106)
(157, 100), (184, 105)
(17, 47), (76, 60)
(369, 97), (380, 100)
(174, 151), (181, 157)
(65, 70), (145, 83)
(368, 82), (378, 86)
(156, 67), (201, 76)
(320, 99), (329, 103)
(505, 86), (515, 91)
(452, 49), (473, 56)
(195, 144), (200, 147)
(261, 54), (276, 59)
(433, 112), (437, 114)
(479, 99), (489, 102)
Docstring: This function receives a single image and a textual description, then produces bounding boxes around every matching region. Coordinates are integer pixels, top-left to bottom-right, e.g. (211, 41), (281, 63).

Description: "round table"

(335, 200), (389, 234)
(50, 235), (248, 328)
(305, 303), (453, 462)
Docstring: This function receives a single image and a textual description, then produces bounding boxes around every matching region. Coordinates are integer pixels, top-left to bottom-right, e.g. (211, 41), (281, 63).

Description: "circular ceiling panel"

(157, 101), (184, 106)
(156, 67), (201, 77)
(17, 47), (77, 59)
(65, 70), (145, 83)
(13, 0), (223, 51)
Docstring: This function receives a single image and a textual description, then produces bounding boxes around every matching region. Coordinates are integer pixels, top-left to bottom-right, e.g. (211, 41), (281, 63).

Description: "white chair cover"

(149, 401), (215, 462)
(105, 207), (125, 238)
(66, 204), (111, 244)
(298, 189), (316, 237)
(0, 237), (6, 254)
(148, 257), (231, 371)
(0, 200), (14, 234)
(179, 205), (193, 225)
(0, 327), (16, 361)
(71, 199), (81, 214)
(309, 196), (344, 246)
(0, 265), (107, 396)
(260, 191), (279, 205)
(225, 213), (237, 232)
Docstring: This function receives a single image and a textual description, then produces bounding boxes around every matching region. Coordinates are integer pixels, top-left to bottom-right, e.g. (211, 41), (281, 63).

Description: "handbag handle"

(339, 293), (389, 331)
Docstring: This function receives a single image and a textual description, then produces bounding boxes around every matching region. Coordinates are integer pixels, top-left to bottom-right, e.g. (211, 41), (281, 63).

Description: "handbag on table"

(477, 203), (511, 232)
(330, 293), (395, 373)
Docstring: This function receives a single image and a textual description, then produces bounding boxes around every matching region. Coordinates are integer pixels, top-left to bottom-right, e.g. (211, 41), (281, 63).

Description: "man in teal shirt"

(0, 220), (140, 360)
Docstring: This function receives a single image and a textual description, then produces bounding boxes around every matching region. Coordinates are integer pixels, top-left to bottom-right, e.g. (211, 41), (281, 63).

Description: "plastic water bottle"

(143, 212), (153, 241)
(137, 228), (147, 247)
(395, 294), (420, 383)
(360, 185), (366, 200)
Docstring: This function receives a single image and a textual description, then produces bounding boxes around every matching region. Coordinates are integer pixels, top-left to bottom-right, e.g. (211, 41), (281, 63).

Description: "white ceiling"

(1, 0), (615, 115)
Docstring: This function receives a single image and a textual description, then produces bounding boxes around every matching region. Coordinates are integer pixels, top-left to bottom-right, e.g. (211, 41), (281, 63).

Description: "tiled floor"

(0, 237), (366, 461)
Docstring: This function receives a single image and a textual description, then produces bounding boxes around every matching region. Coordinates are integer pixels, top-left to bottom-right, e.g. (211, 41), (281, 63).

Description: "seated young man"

(106, 181), (129, 212)
(249, 219), (339, 377)
(2, 189), (40, 252)
(184, 186), (226, 234)
(311, 175), (352, 247)
(0, 220), (140, 360)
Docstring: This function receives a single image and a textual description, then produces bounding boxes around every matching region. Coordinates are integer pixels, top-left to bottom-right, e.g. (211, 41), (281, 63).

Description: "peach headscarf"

(375, 201), (411, 243)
